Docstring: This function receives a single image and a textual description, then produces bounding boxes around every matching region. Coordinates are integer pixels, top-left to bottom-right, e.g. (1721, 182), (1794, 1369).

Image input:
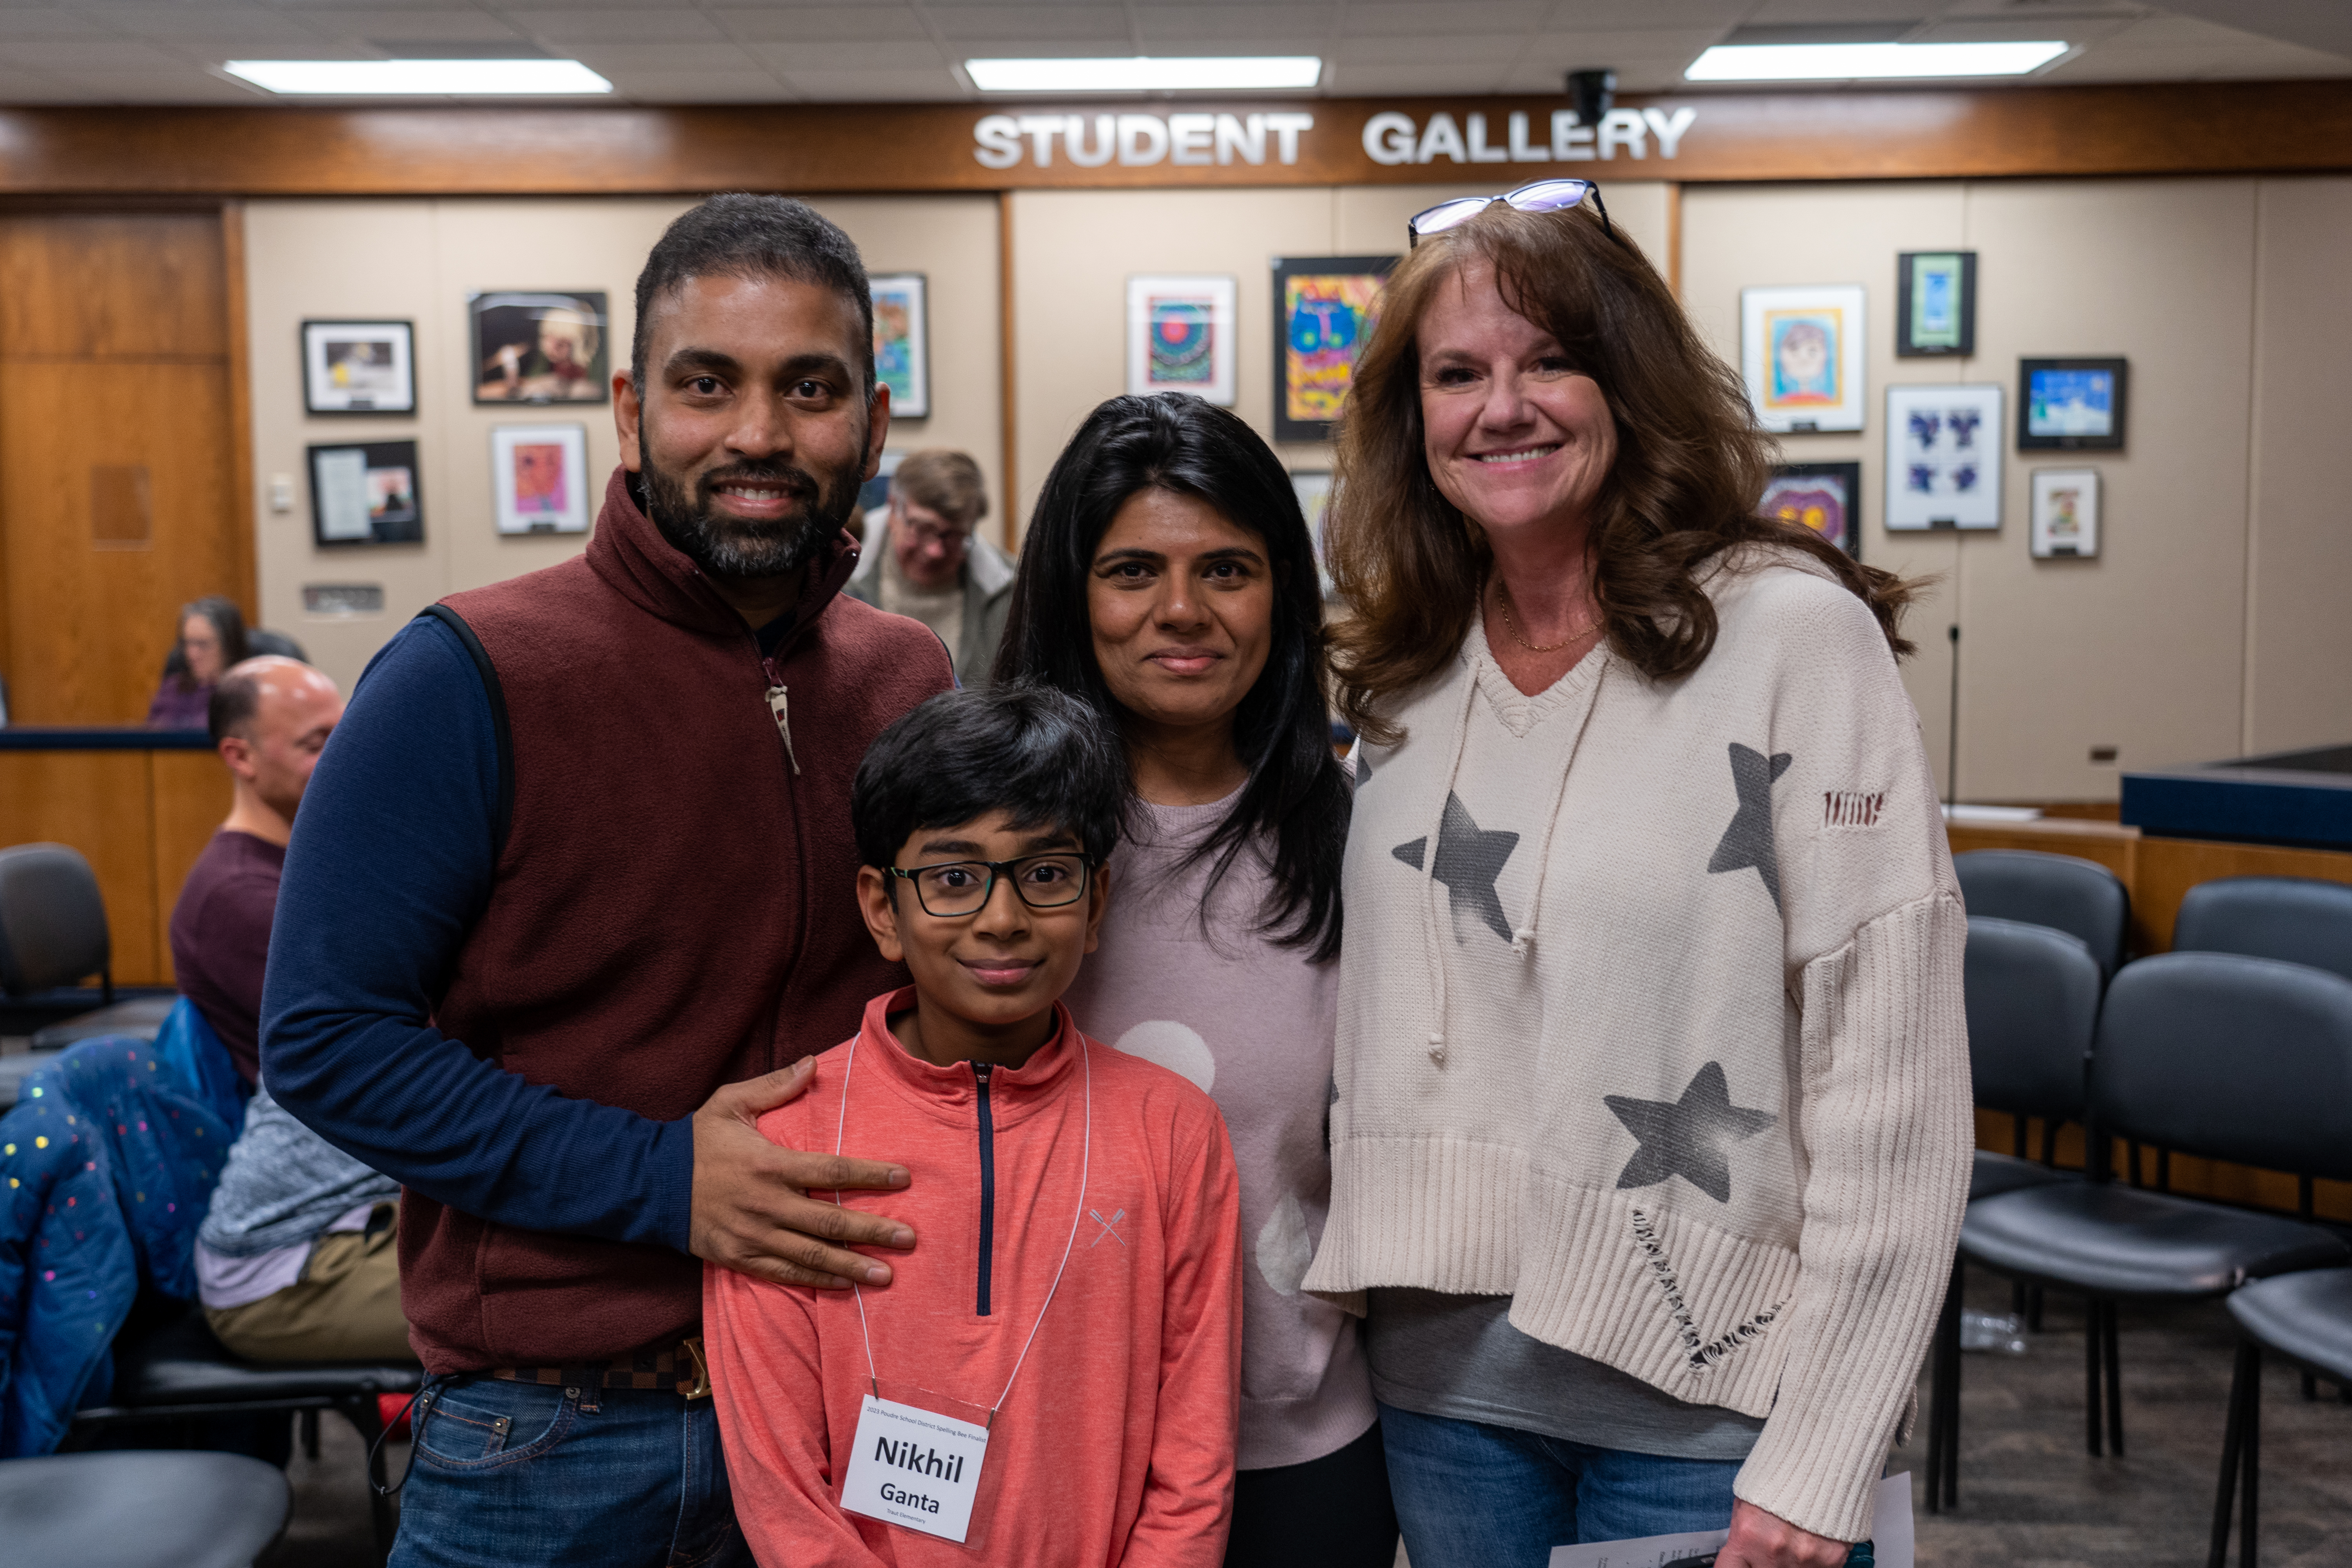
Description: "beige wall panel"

(245, 198), (449, 695)
(1679, 182), (1968, 796)
(1011, 182), (1668, 534)
(2244, 176), (2352, 755)
(1958, 179), (2254, 797)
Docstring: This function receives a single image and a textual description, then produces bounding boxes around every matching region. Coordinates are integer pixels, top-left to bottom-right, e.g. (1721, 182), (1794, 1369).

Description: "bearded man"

(263, 197), (952, 1567)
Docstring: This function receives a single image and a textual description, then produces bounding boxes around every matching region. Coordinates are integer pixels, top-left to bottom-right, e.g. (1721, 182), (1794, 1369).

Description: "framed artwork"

(308, 439), (423, 546)
(1272, 255), (1396, 442)
(491, 424), (590, 535)
(869, 274), (930, 419)
(470, 291), (608, 405)
(1761, 462), (1861, 557)
(1290, 469), (1335, 595)
(302, 320), (415, 414)
(1896, 252), (1975, 358)
(1127, 274), (1237, 405)
(1741, 285), (1866, 433)
(2019, 358), (2127, 449)
(2031, 468), (2101, 558)
(1884, 384), (2003, 530)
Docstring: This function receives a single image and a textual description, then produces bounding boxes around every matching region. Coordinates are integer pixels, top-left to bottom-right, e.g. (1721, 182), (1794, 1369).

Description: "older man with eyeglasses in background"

(843, 448), (1015, 686)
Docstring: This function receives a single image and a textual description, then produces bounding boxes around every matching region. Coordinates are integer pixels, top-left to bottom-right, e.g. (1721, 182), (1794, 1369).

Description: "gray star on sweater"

(1706, 743), (1793, 909)
(1604, 1062), (1776, 1204)
(1392, 792), (1519, 944)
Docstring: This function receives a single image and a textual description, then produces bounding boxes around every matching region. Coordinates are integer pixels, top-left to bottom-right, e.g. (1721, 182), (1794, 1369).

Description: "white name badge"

(840, 1394), (991, 1544)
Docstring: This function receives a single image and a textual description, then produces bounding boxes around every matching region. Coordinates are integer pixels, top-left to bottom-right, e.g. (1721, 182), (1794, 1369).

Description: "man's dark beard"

(638, 439), (858, 582)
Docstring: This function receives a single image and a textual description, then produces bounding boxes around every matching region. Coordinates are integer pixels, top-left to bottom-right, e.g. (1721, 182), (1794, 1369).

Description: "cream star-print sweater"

(1302, 555), (1971, 1544)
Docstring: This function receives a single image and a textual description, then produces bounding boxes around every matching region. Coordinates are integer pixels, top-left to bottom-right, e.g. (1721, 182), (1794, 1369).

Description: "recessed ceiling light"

(223, 59), (613, 95)
(965, 56), (1323, 94)
(1685, 41), (2069, 81)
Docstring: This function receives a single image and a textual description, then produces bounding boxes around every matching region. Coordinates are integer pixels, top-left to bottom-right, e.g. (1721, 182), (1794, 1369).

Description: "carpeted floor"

(260, 1268), (2350, 1567)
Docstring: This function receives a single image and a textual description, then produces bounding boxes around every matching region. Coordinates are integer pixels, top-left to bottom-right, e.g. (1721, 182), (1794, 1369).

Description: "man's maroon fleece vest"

(400, 468), (953, 1372)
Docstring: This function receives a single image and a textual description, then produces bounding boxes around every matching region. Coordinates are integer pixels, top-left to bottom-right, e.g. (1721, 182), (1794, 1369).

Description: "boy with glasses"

(705, 682), (1242, 1566)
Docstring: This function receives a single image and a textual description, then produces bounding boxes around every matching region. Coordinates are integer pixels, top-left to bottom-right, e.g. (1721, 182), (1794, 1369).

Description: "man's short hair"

(209, 666), (264, 745)
(632, 194), (874, 396)
(892, 450), (989, 531)
(851, 683), (1125, 873)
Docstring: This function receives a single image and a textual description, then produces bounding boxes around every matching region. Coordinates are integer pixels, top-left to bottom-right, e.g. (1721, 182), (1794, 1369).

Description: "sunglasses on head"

(1408, 178), (1613, 248)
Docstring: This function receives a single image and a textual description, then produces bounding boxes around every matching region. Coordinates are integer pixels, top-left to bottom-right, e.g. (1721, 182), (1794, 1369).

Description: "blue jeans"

(389, 1376), (751, 1568)
(1380, 1402), (1748, 1568)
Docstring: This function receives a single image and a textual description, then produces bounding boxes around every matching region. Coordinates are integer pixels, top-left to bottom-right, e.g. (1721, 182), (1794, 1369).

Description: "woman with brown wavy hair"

(1298, 189), (1972, 1568)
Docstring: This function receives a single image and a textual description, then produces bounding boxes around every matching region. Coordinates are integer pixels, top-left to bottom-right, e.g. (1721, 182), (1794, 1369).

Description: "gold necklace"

(1493, 579), (1600, 654)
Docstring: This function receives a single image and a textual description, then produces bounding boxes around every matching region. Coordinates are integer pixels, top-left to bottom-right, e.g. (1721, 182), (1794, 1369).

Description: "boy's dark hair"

(852, 682), (1126, 875)
(632, 194), (874, 396)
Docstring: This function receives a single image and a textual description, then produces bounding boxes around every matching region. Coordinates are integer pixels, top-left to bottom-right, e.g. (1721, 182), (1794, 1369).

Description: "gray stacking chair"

(0, 843), (175, 1055)
(1955, 952), (2352, 1475)
(2207, 1265), (2352, 1567)
(1924, 916), (2101, 1512)
(1955, 848), (2130, 981)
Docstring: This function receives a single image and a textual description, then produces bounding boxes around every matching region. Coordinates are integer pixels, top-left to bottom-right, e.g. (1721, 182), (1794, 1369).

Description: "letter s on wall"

(974, 114), (1023, 170)
(1363, 112), (1416, 167)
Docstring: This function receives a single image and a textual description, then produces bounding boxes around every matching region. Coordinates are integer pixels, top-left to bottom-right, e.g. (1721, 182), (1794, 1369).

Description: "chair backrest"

(245, 628), (309, 664)
(1965, 915), (2100, 1122)
(0, 843), (111, 995)
(1955, 848), (2130, 981)
(2172, 875), (2352, 984)
(2091, 950), (2352, 1183)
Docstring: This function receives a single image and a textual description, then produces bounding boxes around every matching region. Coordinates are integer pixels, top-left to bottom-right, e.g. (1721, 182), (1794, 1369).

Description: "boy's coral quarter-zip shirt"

(705, 989), (1243, 1568)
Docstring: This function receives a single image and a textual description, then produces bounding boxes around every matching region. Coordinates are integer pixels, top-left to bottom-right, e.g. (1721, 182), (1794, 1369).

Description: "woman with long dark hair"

(147, 594), (249, 729)
(996, 394), (1394, 1568)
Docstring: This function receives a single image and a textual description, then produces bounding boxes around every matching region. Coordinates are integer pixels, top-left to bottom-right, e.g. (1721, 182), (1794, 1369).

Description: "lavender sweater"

(1062, 795), (1377, 1471)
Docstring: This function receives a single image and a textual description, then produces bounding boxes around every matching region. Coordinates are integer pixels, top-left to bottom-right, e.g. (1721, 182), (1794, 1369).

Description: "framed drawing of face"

(1127, 274), (1237, 406)
(491, 424), (590, 535)
(1272, 255), (1396, 442)
(1762, 462), (1862, 557)
(1742, 285), (1867, 433)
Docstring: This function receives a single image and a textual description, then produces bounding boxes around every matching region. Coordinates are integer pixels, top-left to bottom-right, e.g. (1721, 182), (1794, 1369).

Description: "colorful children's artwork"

(302, 319), (415, 414)
(308, 439), (425, 546)
(2030, 467), (2101, 557)
(1272, 256), (1396, 441)
(868, 274), (930, 419)
(1741, 286), (1866, 433)
(1126, 274), (1237, 405)
(2019, 358), (2127, 449)
(1760, 462), (1861, 557)
(469, 292), (608, 405)
(491, 423), (590, 535)
(1884, 384), (2002, 530)
(1897, 251), (1976, 357)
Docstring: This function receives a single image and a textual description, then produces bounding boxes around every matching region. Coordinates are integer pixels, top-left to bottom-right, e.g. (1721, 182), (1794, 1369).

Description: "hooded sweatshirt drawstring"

(1421, 641), (1608, 1066)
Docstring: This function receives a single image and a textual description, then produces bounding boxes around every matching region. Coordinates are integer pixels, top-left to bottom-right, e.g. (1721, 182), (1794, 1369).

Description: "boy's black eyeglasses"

(889, 853), (1094, 918)
(1408, 178), (1613, 248)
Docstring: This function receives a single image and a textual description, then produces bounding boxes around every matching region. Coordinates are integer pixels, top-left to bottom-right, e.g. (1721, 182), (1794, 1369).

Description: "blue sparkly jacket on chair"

(0, 1029), (236, 1455)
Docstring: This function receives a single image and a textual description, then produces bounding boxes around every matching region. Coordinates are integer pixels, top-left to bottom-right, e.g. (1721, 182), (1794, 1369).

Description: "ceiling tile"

(1335, 34), (1553, 65)
(90, 7), (318, 36)
(709, 7), (929, 42)
(1134, 11), (1336, 44)
(566, 40), (757, 68)
(0, 10), (114, 40)
(505, 8), (724, 40)
(1344, 2), (1550, 37)
(771, 65), (965, 99)
(50, 69), (278, 102)
(0, 38), (189, 68)
(927, 7), (1131, 42)
(1742, 0), (1941, 20)
(285, 9), (530, 41)
(744, 38), (944, 67)
(1325, 63), (1514, 94)
(607, 68), (793, 98)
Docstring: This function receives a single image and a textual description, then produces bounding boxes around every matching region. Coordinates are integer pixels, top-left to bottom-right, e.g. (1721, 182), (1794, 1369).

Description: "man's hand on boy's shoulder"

(690, 1057), (919, 1289)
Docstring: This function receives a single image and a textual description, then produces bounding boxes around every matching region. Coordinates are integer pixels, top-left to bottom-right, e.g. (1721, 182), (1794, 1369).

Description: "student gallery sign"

(971, 105), (1700, 170)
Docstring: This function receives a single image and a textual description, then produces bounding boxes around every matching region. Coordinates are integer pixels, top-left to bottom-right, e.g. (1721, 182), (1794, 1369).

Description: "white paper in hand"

(839, 1394), (991, 1544)
(1546, 1474), (1914, 1568)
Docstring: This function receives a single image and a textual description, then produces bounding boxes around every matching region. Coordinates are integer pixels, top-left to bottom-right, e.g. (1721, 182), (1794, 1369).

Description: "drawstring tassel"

(1511, 928), (1535, 957)
(1427, 1033), (1447, 1066)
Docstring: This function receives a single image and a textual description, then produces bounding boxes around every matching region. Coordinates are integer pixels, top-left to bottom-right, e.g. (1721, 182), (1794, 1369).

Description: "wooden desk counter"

(1948, 812), (2352, 1222)
(0, 728), (229, 987)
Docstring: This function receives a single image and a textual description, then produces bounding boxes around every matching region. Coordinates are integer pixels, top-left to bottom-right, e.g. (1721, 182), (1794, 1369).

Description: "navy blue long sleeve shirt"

(261, 616), (696, 1250)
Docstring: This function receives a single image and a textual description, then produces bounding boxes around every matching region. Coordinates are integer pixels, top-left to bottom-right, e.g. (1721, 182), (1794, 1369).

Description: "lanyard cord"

(832, 1028), (1093, 1425)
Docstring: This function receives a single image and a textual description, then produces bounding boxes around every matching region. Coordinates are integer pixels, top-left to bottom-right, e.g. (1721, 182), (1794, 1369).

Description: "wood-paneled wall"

(0, 745), (227, 987)
(0, 211), (247, 724)
(1950, 817), (2352, 1221)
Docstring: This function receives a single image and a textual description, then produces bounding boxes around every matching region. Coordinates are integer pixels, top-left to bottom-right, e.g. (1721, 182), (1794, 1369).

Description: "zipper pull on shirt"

(766, 683), (802, 775)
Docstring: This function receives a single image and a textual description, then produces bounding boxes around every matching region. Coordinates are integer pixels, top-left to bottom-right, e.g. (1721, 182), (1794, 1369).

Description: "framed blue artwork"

(2018, 357), (2127, 450)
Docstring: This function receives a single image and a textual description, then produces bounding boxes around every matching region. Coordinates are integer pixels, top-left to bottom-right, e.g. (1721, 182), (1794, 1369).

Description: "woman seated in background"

(996, 393), (1397, 1568)
(1299, 184), (1971, 1567)
(146, 595), (248, 729)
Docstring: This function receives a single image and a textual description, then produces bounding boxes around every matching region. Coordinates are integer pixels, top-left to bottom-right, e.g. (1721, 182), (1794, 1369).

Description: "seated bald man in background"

(173, 657), (410, 1362)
